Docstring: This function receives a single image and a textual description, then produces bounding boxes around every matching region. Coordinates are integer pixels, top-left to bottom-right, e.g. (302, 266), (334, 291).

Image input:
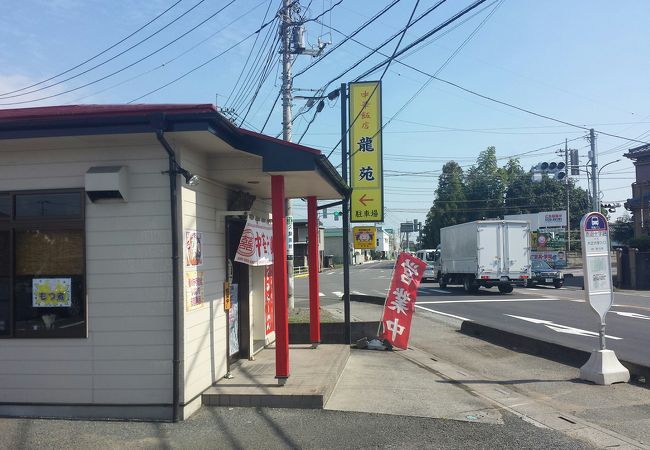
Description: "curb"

(460, 321), (650, 383)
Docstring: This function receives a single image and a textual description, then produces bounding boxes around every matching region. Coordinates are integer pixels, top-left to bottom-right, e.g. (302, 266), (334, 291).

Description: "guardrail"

(294, 266), (308, 276)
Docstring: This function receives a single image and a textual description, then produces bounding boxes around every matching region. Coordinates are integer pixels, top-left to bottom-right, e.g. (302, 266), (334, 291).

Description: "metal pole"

(341, 82), (351, 345)
(599, 323), (606, 350)
(281, 0), (295, 308)
(590, 128), (599, 212)
(565, 139), (570, 253)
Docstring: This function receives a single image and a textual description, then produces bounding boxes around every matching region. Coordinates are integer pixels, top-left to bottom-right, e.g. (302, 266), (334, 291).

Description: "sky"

(1, 0), (647, 232)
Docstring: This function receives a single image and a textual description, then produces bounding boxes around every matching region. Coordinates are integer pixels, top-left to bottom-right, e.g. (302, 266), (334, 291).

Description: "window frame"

(0, 188), (86, 339)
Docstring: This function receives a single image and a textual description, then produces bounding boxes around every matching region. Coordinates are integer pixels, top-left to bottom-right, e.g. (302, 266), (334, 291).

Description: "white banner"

(235, 217), (273, 266)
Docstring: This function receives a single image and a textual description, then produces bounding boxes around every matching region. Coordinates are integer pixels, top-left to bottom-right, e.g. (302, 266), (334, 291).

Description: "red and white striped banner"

(380, 252), (427, 349)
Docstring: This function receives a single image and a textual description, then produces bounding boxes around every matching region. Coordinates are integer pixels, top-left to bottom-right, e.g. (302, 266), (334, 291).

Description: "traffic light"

(601, 202), (621, 213)
(570, 149), (580, 175)
(533, 161), (566, 181)
(333, 211), (341, 221)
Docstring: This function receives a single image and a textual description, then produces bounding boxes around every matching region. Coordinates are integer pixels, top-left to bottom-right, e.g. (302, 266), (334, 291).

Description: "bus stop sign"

(580, 212), (612, 323)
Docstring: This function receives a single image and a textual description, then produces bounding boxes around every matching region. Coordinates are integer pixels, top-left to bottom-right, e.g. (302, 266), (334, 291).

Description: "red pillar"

(271, 175), (289, 383)
(307, 196), (320, 346)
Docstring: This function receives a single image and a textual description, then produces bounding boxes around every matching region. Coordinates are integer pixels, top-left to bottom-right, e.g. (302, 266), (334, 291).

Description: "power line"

(377, 0), (503, 146)
(328, 0), (491, 161)
(0, 0), (241, 106)
(224, 0), (276, 106)
(228, 18), (280, 113)
(0, 0), (185, 98)
(128, 15), (278, 103)
(0, 0), (216, 101)
(289, 0), (447, 135)
(67, 1), (267, 105)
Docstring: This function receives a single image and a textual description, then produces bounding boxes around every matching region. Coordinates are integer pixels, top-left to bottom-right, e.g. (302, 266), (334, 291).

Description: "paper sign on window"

(33, 278), (72, 307)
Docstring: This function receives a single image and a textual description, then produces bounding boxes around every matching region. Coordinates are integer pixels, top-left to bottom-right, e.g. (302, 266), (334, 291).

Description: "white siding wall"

(178, 149), (228, 404)
(179, 147), (272, 404)
(0, 139), (173, 405)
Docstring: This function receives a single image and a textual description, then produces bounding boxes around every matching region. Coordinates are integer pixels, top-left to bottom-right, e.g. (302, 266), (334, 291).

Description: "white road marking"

(417, 298), (561, 305)
(414, 304), (471, 322)
(505, 314), (622, 340)
(421, 289), (451, 294)
(332, 291), (344, 298)
(327, 272), (337, 276)
(319, 292), (325, 297)
(352, 290), (365, 296)
(610, 311), (650, 320)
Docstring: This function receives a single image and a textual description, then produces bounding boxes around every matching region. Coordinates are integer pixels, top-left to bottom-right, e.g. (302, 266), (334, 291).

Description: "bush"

(628, 236), (650, 251)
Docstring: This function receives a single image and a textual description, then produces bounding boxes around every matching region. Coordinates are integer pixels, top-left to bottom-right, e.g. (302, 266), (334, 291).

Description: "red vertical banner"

(381, 252), (427, 350)
(264, 265), (275, 336)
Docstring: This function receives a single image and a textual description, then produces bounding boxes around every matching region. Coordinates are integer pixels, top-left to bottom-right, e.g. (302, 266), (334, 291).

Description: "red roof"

(0, 104), (217, 121)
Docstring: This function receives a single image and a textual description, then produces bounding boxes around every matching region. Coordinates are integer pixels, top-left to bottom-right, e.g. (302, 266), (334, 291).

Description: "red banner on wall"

(380, 252), (427, 349)
(264, 265), (275, 336)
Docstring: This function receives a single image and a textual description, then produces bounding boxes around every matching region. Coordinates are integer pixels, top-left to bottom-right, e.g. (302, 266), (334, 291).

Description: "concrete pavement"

(0, 259), (647, 448)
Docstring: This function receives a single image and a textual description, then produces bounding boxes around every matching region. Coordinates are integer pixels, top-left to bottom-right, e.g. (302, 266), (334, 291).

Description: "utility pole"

(340, 83), (351, 344)
(565, 139), (570, 253)
(281, 0), (295, 308)
(279, 0), (328, 309)
(589, 128), (599, 212)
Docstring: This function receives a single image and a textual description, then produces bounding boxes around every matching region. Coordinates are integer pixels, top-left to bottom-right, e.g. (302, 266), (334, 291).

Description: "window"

(0, 190), (85, 338)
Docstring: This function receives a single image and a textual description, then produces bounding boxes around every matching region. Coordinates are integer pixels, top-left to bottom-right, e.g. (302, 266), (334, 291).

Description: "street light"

(598, 159), (621, 176)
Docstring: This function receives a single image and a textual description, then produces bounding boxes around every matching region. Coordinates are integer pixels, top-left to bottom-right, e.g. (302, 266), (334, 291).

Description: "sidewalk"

(0, 296), (648, 449)
(327, 299), (650, 449)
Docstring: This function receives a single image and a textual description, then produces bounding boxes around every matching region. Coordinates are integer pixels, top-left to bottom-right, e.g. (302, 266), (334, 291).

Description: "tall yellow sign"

(349, 81), (383, 223)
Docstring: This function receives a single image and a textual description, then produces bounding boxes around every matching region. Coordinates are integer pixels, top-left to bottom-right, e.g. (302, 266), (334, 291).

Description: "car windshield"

(532, 260), (553, 270)
(424, 251), (436, 261)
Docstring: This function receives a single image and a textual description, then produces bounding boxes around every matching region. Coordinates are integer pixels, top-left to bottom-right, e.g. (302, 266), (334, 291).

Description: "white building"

(0, 104), (346, 421)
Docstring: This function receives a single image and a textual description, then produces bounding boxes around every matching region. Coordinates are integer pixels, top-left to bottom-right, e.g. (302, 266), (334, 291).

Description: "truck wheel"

(439, 276), (447, 288)
(498, 284), (513, 294)
(463, 277), (478, 293)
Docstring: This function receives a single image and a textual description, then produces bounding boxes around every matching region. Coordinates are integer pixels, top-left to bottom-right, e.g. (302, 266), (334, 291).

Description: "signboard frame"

(349, 81), (384, 223)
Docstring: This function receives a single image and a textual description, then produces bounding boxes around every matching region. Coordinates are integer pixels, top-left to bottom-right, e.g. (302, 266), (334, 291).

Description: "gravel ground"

(0, 407), (595, 450)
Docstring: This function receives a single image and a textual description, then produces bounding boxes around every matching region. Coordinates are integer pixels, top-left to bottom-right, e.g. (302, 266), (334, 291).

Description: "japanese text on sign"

(380, 252), (426, 349)
(264, 265), (275, 337)
(33, 278), (72, 308)
(349, 81), (383, 223)
(185, 271), (205, 311)
(235, 217), (273, 266)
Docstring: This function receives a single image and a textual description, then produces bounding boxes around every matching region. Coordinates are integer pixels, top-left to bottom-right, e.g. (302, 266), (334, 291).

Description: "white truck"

(437, 220), (531, 294)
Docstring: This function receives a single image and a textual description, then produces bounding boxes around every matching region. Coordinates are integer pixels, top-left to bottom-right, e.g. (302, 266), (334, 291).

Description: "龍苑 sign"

(349, 81), (383, 223)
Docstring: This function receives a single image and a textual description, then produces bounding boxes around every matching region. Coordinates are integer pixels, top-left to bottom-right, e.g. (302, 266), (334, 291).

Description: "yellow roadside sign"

(353, 226), (377, 249)
(349, 81), (383, 223)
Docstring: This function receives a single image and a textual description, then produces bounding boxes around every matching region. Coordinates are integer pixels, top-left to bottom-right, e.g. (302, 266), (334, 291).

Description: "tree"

(464, 147), (505, 220)
(610, 214), (634, 245)
(422, 161), (465, 247)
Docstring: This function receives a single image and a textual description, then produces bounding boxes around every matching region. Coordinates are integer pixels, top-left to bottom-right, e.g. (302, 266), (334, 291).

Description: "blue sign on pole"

(583, 212), (608, 231)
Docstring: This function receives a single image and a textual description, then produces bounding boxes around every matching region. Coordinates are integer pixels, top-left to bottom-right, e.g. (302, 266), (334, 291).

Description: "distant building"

(292, 219), (324, 270)
(624, 144), (650, 237)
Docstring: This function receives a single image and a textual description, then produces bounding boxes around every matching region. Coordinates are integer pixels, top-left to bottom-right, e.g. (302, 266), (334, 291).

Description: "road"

(295, 260), (650, 367)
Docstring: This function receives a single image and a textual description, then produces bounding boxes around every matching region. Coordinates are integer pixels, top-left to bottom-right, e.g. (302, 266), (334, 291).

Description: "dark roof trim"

(0, 104), (349, 196)
(625, 143), (650, 160)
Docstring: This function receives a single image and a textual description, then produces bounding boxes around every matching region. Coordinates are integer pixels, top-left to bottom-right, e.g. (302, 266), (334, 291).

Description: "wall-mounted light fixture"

(176, 167), (199, 186)
(164, 162), (199, 186)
